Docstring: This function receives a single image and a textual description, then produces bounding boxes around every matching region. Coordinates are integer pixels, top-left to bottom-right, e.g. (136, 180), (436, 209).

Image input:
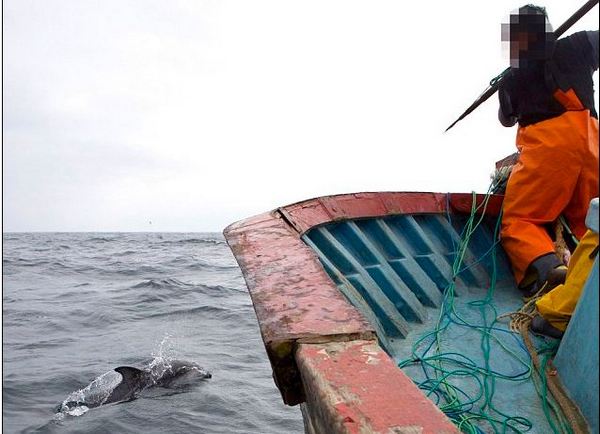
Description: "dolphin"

(57, 359), (211, 414)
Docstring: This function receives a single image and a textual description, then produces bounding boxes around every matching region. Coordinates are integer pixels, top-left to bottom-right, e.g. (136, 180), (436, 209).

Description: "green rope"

(490, 67), (511, 87)
(398, 188), (535, 433)
(397, 186), (579, 433)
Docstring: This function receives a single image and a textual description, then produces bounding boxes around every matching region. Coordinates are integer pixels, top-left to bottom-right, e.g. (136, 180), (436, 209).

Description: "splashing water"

(56, 370), (123, 416)
(152, 333), (176, 360)
(148, 334), (178, 382)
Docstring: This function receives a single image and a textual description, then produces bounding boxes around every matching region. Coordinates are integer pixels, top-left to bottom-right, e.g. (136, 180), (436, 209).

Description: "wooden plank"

(296, 340), (459, 434)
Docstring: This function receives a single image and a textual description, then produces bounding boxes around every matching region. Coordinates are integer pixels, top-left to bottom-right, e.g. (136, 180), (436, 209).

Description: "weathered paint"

(224, 204), (376, 405)
(223, 192), (502, 428)
(274, 192), (502, 235)
(296, 340), (459, 434)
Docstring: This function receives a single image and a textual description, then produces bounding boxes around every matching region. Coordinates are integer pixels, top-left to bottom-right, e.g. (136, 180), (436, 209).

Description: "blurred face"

(511, 31), (530, 65)
(502, 9), (552, 68)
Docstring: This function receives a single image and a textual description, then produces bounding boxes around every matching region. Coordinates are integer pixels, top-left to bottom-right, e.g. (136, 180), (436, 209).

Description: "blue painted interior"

(303, 212), (591, 433)
(303, 213), (516, 346)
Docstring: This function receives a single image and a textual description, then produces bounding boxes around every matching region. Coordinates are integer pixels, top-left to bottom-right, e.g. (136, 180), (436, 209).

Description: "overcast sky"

(3, 1), (599, 232)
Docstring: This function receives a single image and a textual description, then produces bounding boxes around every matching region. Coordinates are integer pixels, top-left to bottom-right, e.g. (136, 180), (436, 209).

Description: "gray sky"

(3, 1), (599, 232)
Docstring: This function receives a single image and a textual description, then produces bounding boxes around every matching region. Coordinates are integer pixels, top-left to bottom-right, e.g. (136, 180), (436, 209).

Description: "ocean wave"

(115, 281), (244, 306)
(7, 258), (51, 267)
(2, 309), (48, 322)
(84, 237), (117, 243)
(64, 308), (121, 327)
(143, 304), (233, 320)
(54, 288), (97, 299)
(156, 238), (226, 246)
(4, 258), (97, 275)
(112, 250), (138, 257)
(194, 284), (248, 296)
(131, 278), (193, 289)
(141, 280), (244, 295)
(186, 259), (239, 271)
(73, 265), (103, 274)
(28, 244), (72, 252)
(13, 338), (76, 351)
(102, 264), (162, 276)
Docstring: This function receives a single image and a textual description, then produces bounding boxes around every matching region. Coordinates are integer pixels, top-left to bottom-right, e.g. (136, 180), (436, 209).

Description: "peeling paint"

(223, 192), (482, 427)
(317, 349), (329, 357)
(366, 355), (379, 365)
(387, 426), (424, 434)
(296, 341), (459, 434)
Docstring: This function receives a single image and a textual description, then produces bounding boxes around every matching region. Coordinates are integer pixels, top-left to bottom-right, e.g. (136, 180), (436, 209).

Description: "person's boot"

(530, 315), (564, 339)
(520, 253), (567, 300)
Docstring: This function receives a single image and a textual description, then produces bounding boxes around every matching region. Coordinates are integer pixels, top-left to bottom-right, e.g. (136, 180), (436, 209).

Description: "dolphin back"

(57, 360), (210, 414)
(114, 366), (146, 387)
(108, 366), (148, 404)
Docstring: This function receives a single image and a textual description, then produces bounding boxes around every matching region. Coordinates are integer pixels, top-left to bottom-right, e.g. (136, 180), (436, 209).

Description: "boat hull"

(224, 191), (596, 433)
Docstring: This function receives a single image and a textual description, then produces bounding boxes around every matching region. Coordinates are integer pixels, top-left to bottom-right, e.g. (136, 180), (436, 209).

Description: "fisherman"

(497, 5), (599, 300)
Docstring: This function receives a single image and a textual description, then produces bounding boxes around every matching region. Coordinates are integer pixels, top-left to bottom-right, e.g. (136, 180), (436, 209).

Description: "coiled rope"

(398, 186), (585, 434)
(498, 291), (588, 434)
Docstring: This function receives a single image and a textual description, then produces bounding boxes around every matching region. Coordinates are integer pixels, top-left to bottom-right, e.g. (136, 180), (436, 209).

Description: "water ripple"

(131, 278), (192, 289)
(2, 232), (304, 434)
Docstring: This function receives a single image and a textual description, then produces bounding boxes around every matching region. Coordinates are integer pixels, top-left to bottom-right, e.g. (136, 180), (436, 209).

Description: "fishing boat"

(223, 189), (598, 434)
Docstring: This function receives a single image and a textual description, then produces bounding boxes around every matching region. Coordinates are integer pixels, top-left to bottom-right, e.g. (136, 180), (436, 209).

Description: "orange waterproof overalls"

(501, 93), (599, 284)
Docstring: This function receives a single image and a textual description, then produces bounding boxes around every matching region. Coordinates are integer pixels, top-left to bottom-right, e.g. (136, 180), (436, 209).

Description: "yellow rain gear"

(536, 229), (599, 331)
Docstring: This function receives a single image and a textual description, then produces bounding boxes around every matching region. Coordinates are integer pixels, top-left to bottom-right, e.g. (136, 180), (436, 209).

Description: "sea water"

(2, 232), (304, 433)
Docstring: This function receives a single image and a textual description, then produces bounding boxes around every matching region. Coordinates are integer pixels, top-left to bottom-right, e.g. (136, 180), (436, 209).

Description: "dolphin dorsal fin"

(114, 366), (144, 385)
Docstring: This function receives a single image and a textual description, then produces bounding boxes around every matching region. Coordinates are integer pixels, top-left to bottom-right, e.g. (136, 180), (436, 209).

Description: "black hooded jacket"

(499, 30), (599, 127)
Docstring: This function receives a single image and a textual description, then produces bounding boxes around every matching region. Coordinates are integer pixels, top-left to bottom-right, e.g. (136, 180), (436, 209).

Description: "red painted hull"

(224, 191), (503, 433)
